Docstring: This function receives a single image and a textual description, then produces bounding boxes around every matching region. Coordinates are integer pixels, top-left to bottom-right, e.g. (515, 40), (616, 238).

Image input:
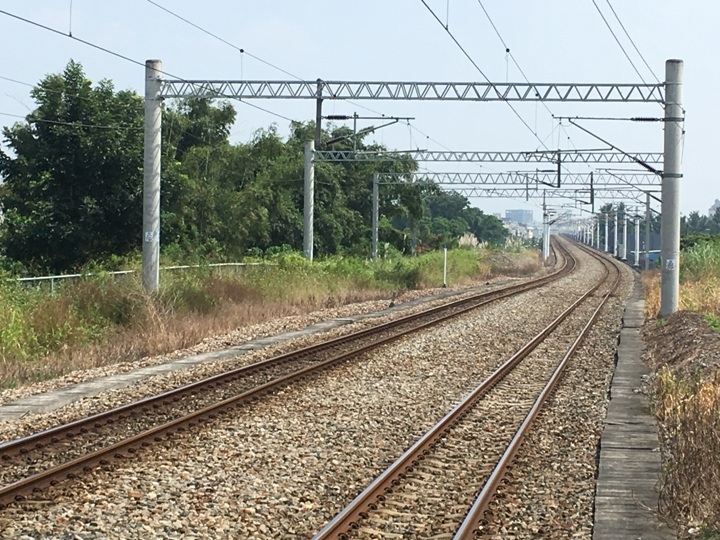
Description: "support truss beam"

(160, 80), (664, 103)
(446, 187), (652, 201)
(378, 172), (660, 186)
(314, 150), (663, 164)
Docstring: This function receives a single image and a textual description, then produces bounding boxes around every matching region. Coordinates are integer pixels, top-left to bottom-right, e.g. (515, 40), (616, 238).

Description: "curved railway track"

(0, 240), (576, 507)
(311, 244), (622, 539)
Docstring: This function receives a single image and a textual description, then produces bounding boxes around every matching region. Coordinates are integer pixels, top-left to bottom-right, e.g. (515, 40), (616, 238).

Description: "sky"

(0, 0), (717, 222)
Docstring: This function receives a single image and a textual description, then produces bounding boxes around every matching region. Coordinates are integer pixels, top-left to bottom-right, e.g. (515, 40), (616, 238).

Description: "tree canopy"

(0, 61), (510, 274)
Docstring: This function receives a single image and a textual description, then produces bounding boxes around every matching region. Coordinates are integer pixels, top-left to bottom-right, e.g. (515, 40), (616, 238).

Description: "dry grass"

(642, 271), (720, 320)
(641, 270), (661, 318)
(655, 369), (720, 534)
(642, 243), (720, 536)
(0, 282), (390, 387)
(1, 248), (542, 388)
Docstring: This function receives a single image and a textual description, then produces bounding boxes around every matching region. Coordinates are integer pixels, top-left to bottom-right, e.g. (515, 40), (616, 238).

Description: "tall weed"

(1, 247), (540, 387)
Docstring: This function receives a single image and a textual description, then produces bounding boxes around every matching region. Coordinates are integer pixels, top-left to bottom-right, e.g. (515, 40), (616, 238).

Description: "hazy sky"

(0, 1), (716, 219)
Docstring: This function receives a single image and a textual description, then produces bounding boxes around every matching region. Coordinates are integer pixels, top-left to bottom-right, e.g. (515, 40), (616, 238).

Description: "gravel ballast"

(0, 244), (630, 539)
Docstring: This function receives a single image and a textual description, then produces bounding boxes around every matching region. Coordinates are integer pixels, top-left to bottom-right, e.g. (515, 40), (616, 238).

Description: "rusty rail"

(312, 244), (620, 540)
(454, 246), (621, 538)
(0, 241), (574, 507)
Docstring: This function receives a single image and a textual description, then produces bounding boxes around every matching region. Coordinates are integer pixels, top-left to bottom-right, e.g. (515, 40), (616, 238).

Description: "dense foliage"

(0, 62), (508, 274)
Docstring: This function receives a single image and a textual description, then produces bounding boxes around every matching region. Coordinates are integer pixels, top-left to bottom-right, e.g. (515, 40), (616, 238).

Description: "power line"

(0, 110), (142, 130)
(0, 75), (34, 88)
(0, 8), (294, 125)
(419, 0), (555, 154)
(0, 9), (147, 70)
(145, 0), (302, 81)
(144, 0), (451, 148)
(144, 1), (389, 128)
(603, 0), (661, 84)
(473, 0), (584, 160)
(589, 0), (647, 84)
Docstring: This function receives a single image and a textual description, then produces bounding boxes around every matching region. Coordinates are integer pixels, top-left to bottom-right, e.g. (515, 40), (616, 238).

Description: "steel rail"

(311, 245), (616, 540)
(0, 240), (568, 462)
(454, 247), (621, 538)
(0, 242), (575, 506)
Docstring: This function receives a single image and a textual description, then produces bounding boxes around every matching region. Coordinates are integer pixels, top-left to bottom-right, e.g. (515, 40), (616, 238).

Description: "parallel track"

(0, 240), (574, 507)
(312, 243), (622, 539)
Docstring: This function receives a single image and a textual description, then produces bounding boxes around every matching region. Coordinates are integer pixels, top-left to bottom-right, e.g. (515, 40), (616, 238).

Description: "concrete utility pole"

(634, 216), (641, 267)
(613, 210), (619, 257)
(660, 59), (684, 316)
(595, 219), (600, 249)
(315, 80), (323, 149)
(621, 212), (628, 260)
(645, 193), (651, 271)
(604, 213), (609, 252)
(304, 141), (315, 261)
(372, 173), (379, 261)
(142, 60), (162, 293)
(542, 192), (549, 262)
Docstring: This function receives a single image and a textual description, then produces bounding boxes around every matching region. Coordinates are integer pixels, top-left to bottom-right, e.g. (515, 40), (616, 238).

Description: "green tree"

(0, 61), (143, 272)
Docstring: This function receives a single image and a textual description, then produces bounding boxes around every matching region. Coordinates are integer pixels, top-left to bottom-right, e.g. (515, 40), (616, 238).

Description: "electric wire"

(0, 110), (142, 130)
(144, 0), (452, 149)
(0, 8), (294, 125)
(589, 0), (647, 84)
(419, 0), (553, 153)
(474, 0), (586, 179)
(145, 0), (302, 81)
(603, 0), (660, 84)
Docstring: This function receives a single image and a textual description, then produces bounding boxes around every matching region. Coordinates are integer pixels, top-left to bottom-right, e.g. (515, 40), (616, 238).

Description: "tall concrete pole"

(613, 209), (619, 257)
(372, 173), (379, 261)
(621, 212), (628, 260)
(604, 213), (608, 252)
(143, 60), (162, 293)
(303, 140), (315, 261)
(634, 217), (641, 267)
(660, 59), (684, 316)
(595, 219), (600, 249)
(315, 80), (323, 149)
(542, 192), (549, 262)
(645, 193), (651, 271)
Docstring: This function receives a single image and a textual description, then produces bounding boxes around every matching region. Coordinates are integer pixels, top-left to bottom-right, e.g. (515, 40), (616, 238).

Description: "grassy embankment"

(0, 247), (540, 389)
(642, 237), (720, 538)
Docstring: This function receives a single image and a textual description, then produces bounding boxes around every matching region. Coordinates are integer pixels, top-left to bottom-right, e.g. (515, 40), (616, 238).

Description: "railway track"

(0, 240), (576, 507)
(312, 244), (621, 539)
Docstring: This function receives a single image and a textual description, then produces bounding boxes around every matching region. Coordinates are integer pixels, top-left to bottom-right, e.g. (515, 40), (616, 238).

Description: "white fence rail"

(14, 262), (274, 292)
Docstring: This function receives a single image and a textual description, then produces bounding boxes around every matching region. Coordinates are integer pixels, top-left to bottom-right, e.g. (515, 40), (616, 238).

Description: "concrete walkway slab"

(593, 276), (675, 540)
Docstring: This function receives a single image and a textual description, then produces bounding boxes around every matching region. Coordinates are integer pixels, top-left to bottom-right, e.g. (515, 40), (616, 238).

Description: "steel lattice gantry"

(432, 187), (653, 200)
(160, 80), (665, 102)
(314, 150), (663, 164)
(375, 171), (661, 186)
(143, 59), (681, 317)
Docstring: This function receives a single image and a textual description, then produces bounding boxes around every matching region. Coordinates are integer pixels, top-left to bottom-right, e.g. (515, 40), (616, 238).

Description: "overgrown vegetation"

(643, 233), (720, 537)
(0, 61), (508, 275)
(654, 369), (720, 535)
(0, 248), (539, 388)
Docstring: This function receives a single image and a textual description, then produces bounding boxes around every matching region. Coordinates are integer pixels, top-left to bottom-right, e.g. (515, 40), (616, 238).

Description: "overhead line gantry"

(143, 60), (683, 317)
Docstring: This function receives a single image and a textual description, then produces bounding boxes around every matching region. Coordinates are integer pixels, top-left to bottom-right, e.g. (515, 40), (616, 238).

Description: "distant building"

(710, 199), (720, 217)
(501, 218), (533, 240)
(505, 209), (533, 226)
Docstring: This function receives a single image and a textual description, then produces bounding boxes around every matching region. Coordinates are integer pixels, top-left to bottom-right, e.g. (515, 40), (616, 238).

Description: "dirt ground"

(643, 311), (720, 378)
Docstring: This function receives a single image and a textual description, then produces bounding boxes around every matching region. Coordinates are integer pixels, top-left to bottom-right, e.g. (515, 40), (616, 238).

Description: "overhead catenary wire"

(0, 7), (295, 125)
(419, 0), (555, 154)
(603, 0), (660, 84)
(144, 0), (452, 150)
(589, 0), (647, 84)
(0, 110), (142, 130)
